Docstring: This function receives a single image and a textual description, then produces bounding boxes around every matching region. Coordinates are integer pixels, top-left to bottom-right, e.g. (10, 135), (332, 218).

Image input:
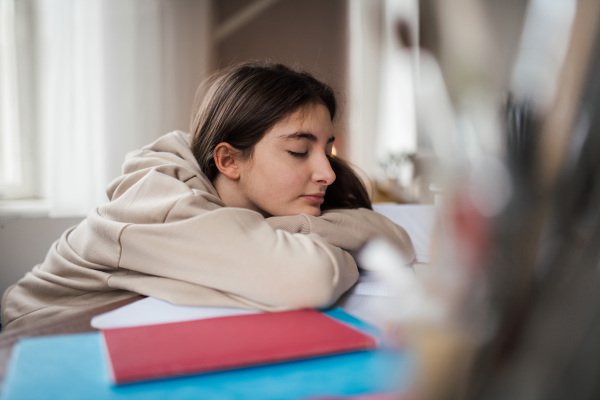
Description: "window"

(0, 0), (212, 217)
(348, 0), (420, 200)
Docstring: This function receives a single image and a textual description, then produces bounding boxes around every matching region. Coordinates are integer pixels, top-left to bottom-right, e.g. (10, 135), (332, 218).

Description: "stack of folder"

(0, 307), (414, 400)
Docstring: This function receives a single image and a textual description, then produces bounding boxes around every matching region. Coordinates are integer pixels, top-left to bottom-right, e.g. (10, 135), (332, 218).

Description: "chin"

(302, 207), (322, 217)
(270, 206), (321, 217)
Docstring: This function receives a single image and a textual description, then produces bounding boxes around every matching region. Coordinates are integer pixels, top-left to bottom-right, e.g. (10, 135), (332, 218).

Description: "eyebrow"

(280, 132), (335, 144)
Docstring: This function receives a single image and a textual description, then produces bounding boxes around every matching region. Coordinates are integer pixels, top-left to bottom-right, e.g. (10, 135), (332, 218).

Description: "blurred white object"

(511, 0), (577, 110)
(373, 203), (437, 263)
(91, 297), (259, 329)
(354, 238), (445, 328)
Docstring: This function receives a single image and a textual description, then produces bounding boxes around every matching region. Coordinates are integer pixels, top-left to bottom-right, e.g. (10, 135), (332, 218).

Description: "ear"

(213, 142), (241, 180)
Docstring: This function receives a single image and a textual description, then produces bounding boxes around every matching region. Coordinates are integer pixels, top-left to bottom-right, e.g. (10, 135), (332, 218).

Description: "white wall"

(0, 217), (82, 296)
(214, 0), (349, 153)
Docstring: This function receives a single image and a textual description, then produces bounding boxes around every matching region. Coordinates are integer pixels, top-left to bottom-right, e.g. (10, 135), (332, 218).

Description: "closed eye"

(288, 151), (308, 158)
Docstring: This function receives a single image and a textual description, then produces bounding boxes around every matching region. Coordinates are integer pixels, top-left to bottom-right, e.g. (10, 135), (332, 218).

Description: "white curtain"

(348, 0), (418, 183)
(0, 0), (27, 198)
(20, 0), (212, 217)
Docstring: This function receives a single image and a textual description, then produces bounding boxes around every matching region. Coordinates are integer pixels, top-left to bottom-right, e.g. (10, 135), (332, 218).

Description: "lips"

(302, 193), (325, 205)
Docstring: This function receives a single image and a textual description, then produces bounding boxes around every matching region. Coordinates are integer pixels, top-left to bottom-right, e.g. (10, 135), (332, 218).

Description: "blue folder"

(0, 308), (414, 400)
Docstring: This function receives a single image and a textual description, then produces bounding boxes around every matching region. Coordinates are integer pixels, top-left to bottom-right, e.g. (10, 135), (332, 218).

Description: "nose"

(313, 153), (336, 186)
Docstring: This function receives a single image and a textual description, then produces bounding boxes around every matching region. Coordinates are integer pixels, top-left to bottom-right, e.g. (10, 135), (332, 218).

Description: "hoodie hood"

(106, 131), (218, 202)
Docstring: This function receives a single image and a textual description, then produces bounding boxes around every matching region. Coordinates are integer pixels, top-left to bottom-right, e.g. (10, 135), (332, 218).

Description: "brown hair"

(190, 61), (371, 210)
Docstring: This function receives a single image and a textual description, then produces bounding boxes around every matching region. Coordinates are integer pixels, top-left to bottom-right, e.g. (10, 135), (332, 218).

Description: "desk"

(0, 293), (414, 400)
(0, 284), (417, 395)
(0, 273), (431, 392)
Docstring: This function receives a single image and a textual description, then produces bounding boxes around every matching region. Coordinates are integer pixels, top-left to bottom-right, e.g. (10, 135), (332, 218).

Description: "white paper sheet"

(91, 297), (259, 329)
(92, 275), (422, 331)
(373, 203), (437, 263)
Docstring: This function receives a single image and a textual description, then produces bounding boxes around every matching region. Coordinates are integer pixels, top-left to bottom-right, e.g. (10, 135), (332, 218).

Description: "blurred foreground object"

(395, 0), (600, 399)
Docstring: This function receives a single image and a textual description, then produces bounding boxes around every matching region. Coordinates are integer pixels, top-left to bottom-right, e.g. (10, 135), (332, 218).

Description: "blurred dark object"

(504, 94), (541, 182)
(456, 2), (600, 400)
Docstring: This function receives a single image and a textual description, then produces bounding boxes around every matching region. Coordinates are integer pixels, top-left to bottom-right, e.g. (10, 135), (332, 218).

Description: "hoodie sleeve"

(266, 208), (416, 262)
(116, 209), (358, 311)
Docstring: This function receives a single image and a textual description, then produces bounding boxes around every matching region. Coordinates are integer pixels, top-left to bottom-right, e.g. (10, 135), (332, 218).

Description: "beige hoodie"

(1, 131), (414, 330)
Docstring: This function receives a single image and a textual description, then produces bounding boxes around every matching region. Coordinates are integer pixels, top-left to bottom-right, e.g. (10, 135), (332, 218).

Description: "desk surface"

(0, 265), (429, 391)
(0, 298), (413, 400)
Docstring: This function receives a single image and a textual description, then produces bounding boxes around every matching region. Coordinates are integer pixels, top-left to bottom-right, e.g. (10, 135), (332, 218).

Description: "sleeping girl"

(1, 62), (414, 330)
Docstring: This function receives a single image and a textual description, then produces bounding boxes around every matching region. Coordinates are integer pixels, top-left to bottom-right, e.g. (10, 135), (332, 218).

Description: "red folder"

(101, 309), (377, 384)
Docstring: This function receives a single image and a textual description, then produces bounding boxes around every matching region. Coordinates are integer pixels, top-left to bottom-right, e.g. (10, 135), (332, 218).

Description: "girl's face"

(236, 103), (336, 217)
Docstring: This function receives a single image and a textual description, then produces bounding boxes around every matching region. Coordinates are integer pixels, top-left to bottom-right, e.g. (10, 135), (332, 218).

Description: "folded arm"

(266, 208), (415, 261)
(113, 202), (359, 311)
